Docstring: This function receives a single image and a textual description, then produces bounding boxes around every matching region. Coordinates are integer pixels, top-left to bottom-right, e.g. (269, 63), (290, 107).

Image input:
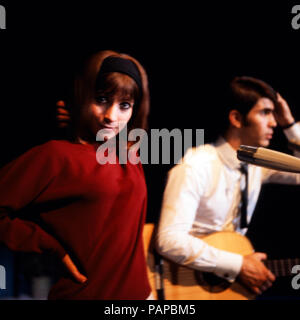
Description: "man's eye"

(95, 96), (107, 104)
(261, 109), (272, 115)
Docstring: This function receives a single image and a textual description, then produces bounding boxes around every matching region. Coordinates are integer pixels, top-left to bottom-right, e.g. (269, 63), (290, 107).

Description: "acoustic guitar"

(143, 223), (300, 300)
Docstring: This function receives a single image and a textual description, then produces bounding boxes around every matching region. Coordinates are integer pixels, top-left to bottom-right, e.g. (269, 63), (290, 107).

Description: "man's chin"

(259, 140), (270, 148)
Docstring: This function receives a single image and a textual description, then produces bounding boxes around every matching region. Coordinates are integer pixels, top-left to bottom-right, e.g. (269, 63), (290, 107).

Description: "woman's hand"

(56, 100), (71, 128)
(62, 254), (87, 283)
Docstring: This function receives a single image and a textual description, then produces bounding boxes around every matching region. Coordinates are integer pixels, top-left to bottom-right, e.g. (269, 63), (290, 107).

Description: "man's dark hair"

(217, 76), (278, 134)
(227, 76), (278, 116)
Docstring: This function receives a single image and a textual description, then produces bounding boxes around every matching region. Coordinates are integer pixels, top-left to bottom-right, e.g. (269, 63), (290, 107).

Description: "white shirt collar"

(214, 136), (242, 170)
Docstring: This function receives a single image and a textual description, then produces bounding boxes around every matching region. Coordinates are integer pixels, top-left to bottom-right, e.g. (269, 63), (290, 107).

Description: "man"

(156, 76), (300, 296)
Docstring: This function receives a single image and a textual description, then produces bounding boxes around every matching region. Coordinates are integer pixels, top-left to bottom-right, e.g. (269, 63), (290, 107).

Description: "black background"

(0, 1), (300, 301)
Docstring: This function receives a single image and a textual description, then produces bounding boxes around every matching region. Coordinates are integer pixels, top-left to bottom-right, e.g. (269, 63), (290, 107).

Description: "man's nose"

(269, 114), (277, 127)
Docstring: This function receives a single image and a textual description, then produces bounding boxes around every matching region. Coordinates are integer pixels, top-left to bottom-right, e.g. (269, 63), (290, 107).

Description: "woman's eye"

(120, 102), (132, 110)
(95, 96), (107, 104)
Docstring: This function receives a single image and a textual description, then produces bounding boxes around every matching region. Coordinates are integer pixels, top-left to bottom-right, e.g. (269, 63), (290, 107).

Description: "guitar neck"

(265, 258), (300, 277)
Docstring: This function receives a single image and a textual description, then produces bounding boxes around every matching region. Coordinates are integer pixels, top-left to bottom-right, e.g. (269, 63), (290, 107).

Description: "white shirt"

(156, 123), (300, 282)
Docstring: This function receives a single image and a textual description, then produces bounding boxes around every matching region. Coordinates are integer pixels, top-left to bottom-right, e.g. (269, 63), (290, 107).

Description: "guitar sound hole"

(194, 271), (231, 293)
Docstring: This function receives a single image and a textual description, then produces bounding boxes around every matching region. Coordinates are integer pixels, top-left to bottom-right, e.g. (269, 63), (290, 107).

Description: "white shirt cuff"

(214, 250), (243, 282)
(283, 121), (300, 143)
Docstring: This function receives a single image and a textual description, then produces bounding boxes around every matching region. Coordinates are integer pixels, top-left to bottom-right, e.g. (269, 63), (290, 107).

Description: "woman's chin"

(96, 128), (118, 142)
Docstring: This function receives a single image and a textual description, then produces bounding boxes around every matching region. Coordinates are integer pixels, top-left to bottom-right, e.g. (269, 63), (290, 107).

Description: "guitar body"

(143, 222), (158, 296)
(161, 231), (255, 300)
(143, 224), (256, 300)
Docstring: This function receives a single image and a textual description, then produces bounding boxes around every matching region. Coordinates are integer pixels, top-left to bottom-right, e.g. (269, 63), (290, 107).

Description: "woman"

(0, 50), (151, 299)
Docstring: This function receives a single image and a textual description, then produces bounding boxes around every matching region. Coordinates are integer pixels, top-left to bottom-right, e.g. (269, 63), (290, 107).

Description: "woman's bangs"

(96, 72), (139, 102)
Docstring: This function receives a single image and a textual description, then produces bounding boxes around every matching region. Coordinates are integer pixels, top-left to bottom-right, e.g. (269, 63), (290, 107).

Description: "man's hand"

(62, 254), (87, 284)
(238, 252), (275, 295)
(56, 100), (71, 128)
(274, 93), (295, 127)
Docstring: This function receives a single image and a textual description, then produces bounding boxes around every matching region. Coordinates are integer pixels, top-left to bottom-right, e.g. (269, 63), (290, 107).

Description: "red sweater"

(0, 140), (151, 299)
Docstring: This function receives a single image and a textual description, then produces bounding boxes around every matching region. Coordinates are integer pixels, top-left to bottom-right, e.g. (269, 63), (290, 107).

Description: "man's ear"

(228, 109), (243, 129)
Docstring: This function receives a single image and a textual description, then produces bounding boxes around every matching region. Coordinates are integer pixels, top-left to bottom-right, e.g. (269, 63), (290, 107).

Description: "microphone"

(237, 145), (300, 173)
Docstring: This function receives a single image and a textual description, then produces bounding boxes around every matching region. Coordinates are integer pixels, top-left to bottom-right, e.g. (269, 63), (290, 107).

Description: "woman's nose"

(103, 104), (118, 123)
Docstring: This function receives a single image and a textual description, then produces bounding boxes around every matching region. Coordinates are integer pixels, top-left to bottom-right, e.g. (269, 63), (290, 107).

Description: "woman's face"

(82, 93), (134, 141)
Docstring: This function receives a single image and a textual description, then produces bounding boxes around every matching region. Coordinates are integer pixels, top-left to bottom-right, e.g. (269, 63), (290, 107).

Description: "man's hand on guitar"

(238, 252), (276, 295)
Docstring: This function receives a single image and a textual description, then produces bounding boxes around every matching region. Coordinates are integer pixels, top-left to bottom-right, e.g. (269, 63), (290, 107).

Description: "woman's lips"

(99, 124), (117, 130)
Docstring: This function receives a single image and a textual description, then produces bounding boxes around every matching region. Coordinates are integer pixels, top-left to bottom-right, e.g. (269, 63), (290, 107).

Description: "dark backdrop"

(0, 1), (299, 299)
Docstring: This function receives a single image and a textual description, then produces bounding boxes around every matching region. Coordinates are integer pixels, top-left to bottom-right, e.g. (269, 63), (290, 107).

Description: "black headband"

(96, 56), (142, 90)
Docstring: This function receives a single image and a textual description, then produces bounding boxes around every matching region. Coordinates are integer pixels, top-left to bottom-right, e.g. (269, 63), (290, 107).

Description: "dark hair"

(71, 50), (150, 146)
(218, 76), (278, 133)
(227, 76), (278, 115)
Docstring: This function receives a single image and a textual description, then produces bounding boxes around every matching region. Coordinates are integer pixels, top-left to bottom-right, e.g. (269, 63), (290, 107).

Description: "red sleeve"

(0, 141), (67, 258)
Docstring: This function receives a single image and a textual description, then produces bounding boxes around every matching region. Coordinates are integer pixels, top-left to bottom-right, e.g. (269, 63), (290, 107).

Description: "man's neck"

(223, 130), (242, 151)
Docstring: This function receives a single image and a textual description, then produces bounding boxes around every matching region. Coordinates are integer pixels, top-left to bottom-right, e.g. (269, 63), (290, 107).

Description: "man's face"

(240, 97), (277, 147)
